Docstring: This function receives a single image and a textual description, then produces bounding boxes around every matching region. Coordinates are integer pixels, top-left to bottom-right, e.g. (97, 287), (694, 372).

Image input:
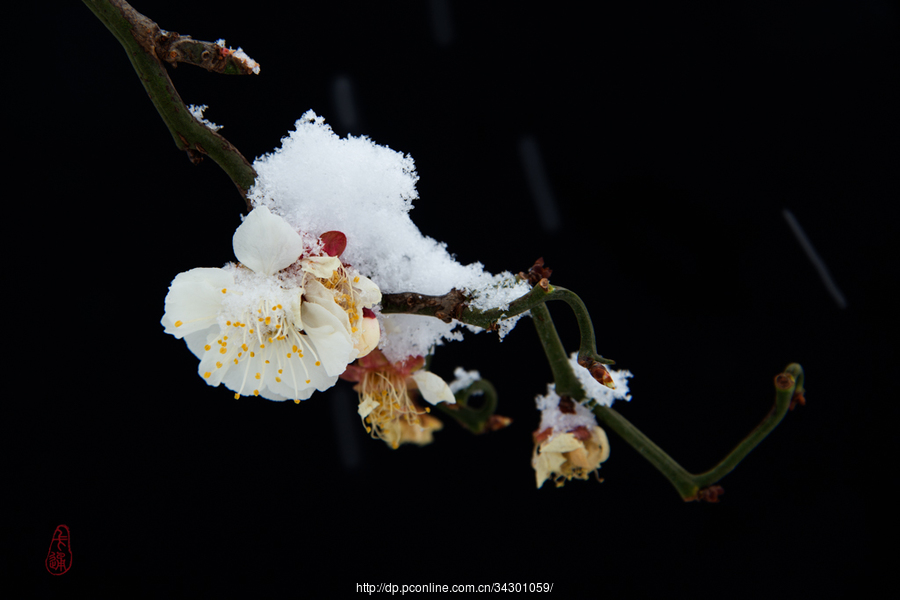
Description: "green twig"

(437, 379), (501, 434)
(83, 0), (258, 205)
(382, 283), (615, 367)
(528, 289), (804, 501)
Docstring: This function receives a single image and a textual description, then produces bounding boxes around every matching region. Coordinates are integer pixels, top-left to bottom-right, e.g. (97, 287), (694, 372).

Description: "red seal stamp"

(45, 525), (72, 576)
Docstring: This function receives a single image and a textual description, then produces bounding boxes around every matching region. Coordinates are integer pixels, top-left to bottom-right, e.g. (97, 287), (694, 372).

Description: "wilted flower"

(341, 350), (455, 448)
(532, 388), (610, 488)
(161, 206), (381, 401)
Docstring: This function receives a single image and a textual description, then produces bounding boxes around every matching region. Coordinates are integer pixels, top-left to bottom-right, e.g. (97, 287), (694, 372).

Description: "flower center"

(358, 370), (428, 449)
(321, 267), (363, 333)
(203, 275), (326, 399)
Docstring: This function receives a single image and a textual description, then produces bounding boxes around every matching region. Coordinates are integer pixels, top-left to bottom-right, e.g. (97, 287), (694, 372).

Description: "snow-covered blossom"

(531, 386), (611, 488)
(248, 110), (532, 362)
(161, 207), (380, 401)
(341, 350), (455, 448)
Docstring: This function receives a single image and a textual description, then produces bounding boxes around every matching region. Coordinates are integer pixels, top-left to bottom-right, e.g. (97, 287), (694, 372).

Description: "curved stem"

(529, 291), (804, 501)
(437, 379), (500, 434)
(83, 0), (258, 205)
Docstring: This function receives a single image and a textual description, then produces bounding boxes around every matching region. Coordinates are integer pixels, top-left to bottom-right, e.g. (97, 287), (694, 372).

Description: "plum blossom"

(341, 350), (455, 448)
(162, 207), (381, 401)
(532, 387), (611, 488)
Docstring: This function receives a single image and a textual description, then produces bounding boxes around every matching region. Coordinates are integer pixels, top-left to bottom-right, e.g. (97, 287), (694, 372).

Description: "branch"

(83, 0), (258, 206)
(385, 263), (804, 501)
(382, 282), (615, 367)
(530, 297), (805, 501)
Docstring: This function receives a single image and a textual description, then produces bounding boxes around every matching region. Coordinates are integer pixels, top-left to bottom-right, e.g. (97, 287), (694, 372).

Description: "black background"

(7, 1), (896, 596)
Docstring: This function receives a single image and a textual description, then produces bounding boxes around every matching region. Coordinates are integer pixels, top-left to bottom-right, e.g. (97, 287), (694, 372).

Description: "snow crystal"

(231, 47), (260, 75)
(187, 104), (222, 132)
(449, 367), (482, 394)
(213, 39), (260, 75)
(535, 386), (599, 433)
(248, 110), (532, 361)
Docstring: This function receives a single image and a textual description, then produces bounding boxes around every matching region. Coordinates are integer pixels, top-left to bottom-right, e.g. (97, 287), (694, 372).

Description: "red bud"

(320, 231), (347, 257)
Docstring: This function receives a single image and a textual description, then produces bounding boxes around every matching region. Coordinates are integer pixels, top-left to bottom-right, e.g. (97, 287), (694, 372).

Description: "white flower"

(340, 350), (455, 449)
(531, 386), (611, 488)
(161, 207), (381, 401)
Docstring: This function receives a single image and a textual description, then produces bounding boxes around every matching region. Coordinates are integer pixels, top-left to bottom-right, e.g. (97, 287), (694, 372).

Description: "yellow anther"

(265, 316), (271, 325)
(315, 361), (321, 366)
(226, 320), (232, 326)
(216, 361), (223, 369)
(234, 359), (239, 365)
(255, 373), (261, 380)
(278, 369), (283, 374)
(354, 276), (360, 283)
(174, 321), (183, 328)
(223, 336), (228, 340)
(203, 371), (211, 378)
(222, 288), (227, 294)
(242, 344), (248, 351)
(258, 317), (263, 322)
(250, 351), (255, 357)
(253, 390), (259, 396)
(294, 399), (300, 404)
(204, 344), (211, 351)
(234, 393), (240, 399)
(275, 377), (282, 383)
(287, 352), (292, 358)
(352, 327), (358, 333)
(292, 345), (298, 352)
(249, 329), (255, 334)
(219, 347), (227, 355)
(260, 344), (266, 348)
(305, 379), (311, 384)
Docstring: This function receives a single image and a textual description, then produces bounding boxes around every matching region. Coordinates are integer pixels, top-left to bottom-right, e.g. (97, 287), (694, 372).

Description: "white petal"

(183, 326), (219, 359)
(592, 426), (611, 463)
(358, 397), (379, 418)
(352, 272), (382, 306)
(541, 432), (583, 454)
(533, 449), (568, 488)
(304, 279), (351, 332)
(162, 268), (232, 337)
(302, 302), (354, 376)
(354, 316), (380, 358)
(412, 370), (456, 405)
(301, 255), (341, 278)
(232, 206), (304, 276)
